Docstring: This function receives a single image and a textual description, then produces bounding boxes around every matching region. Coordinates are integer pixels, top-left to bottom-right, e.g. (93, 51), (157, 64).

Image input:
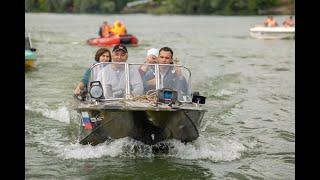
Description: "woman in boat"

(139, 48), (159, 93)
(74, 47), (112, 96)
(139, 48), (159, 77)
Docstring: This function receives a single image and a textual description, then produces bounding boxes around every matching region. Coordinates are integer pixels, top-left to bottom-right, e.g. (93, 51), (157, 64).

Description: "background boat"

(87, 34), (138, 46)
(249, 26), (295, 39)
(25, 33), (37, 70)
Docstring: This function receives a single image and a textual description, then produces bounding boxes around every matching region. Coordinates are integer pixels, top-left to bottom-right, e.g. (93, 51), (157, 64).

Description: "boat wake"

(167, 136), (246, 162)
(25, 101), (71, 123)
(34, 131), (247, 162)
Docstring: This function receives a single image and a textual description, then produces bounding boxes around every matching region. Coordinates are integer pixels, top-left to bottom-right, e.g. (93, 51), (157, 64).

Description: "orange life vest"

(101, 25), (111, 37)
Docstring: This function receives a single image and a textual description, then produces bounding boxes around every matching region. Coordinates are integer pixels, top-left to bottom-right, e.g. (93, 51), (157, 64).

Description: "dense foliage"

(25, 0), (294, 15)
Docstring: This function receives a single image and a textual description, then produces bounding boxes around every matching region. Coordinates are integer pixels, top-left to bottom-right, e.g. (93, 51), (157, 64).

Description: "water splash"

(216, 89), (234, 97)
(34, 127), (246, 162)
(43, 136), (246, 162)
(60, 140), (126, 159)
(25, 101), (70, 123)
(168, 136), (246, 162)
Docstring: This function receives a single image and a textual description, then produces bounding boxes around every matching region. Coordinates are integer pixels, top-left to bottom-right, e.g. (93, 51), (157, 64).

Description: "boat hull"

(249, 27), (295, 39)
(25, 59), (36, 69)
(25, 50), (37, 70)
(78, 108), (205, 146)
(87, 34), (138, 46)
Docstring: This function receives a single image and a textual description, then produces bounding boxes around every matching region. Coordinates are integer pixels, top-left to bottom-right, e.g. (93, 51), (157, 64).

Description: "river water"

(25, 13), (294, 179)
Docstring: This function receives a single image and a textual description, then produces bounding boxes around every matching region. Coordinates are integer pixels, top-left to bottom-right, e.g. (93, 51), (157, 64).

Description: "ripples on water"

(25, 13), (294, 179)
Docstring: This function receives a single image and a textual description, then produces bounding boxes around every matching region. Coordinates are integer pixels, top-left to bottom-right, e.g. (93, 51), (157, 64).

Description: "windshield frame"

(88, 62), (192, 102)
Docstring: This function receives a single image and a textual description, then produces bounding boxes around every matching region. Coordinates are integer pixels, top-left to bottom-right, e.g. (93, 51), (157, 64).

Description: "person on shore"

(283, 16), (295, 27)
(264, 16), (278, 27)
(74, 47), (112, 96)
(97, 44), (143, 98)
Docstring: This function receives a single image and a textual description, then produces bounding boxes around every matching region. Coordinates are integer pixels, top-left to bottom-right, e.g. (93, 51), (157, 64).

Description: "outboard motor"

(192, 91), (206, 104)
(120, 35), (132, 44)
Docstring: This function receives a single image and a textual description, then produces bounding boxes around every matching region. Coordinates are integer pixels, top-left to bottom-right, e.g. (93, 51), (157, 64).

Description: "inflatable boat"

(87, 34), (138, 46)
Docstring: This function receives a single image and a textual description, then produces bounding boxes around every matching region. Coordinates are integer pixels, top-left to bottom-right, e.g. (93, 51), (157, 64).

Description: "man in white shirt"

(98, 44), (144, 98)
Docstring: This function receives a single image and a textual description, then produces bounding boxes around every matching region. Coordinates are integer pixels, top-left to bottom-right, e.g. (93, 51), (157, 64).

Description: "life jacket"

(101, 25), (111, 37)
(110, 21), (127, 36)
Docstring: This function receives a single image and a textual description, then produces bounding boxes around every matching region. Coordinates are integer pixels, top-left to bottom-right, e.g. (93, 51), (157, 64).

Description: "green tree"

(100, 0), (116, 13)
(112, 0), (129, 13)
(247, 0), (258, 14)
(256, 0), (279, 9)
(79, 0), (100, 13)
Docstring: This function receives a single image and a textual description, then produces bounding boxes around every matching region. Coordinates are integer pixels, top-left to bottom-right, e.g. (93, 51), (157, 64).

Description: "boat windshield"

(88, 62), (192, 102)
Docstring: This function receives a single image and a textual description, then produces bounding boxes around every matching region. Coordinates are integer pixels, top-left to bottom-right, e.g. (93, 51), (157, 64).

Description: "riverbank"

(25, 0), (295, 16)
(121, 1), (295, 15)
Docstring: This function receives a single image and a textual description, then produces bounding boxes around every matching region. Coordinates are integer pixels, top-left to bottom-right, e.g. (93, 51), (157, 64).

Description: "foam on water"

(35, 126), (246, 162)
(59, 140), (127, 159)
(35, 130), (151, 160)
(216, 89), (235, 97)
(168, 136), (247, 162)
(25, 101), (70, 123)
(61, 139), (158, 159)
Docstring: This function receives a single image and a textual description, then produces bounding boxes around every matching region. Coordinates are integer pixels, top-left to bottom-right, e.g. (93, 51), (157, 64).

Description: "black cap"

(112, 44), (128, 53)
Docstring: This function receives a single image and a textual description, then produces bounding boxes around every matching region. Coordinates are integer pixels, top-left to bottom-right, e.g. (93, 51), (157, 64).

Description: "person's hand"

(140, 63), (148, 72)
(74, 86), (81, 96)
(147, 78), (156, 87)
(173, 57), (180, 65)
(173, 57), (182, 75)
(146, 56), (153, 63)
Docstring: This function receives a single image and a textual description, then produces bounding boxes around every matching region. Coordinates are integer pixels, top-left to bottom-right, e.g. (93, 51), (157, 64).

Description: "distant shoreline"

(25, 0), (294, 16)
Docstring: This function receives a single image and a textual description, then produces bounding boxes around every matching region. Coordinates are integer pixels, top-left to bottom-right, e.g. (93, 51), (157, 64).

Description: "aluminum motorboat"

(74, 62), (207, 147)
